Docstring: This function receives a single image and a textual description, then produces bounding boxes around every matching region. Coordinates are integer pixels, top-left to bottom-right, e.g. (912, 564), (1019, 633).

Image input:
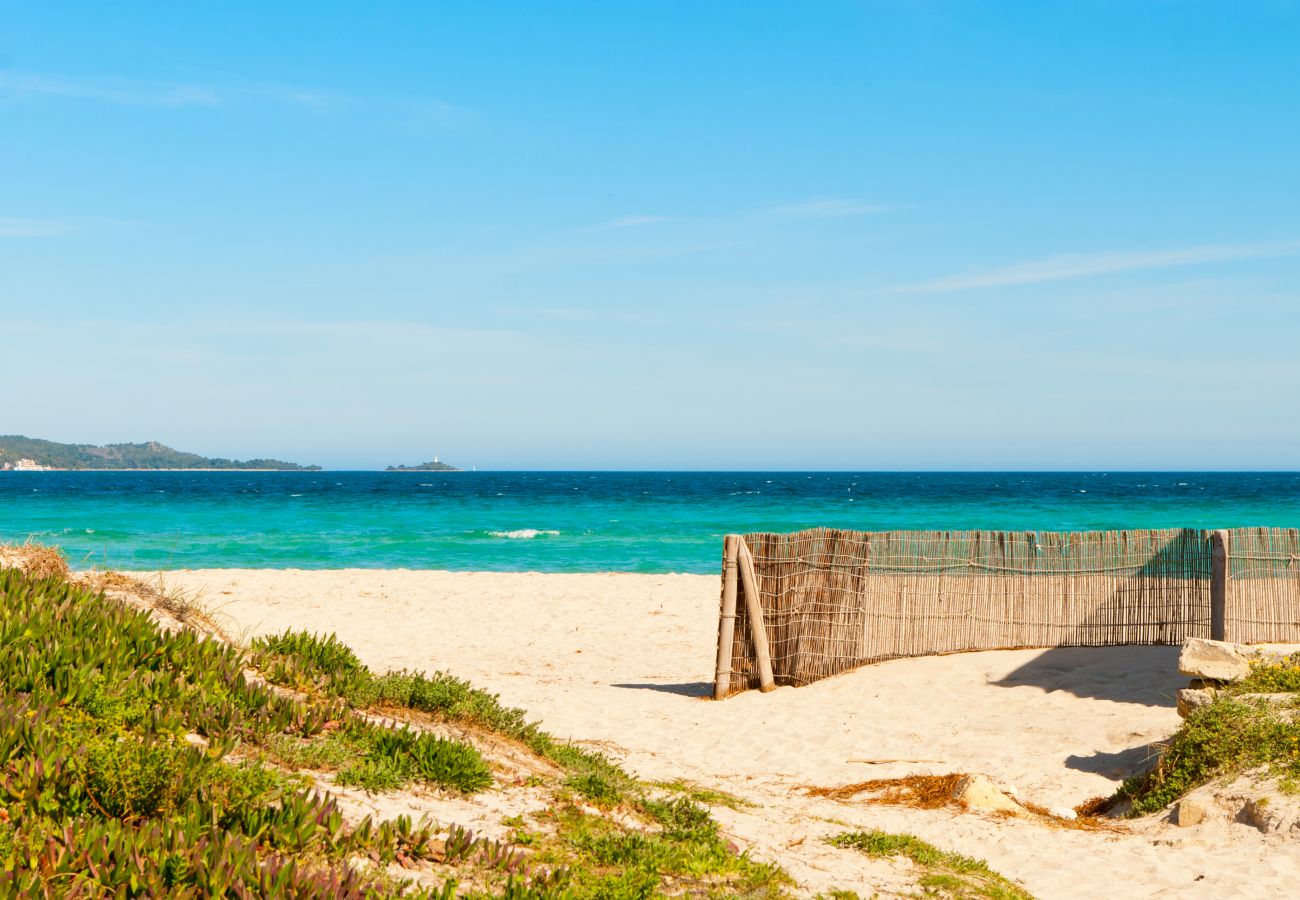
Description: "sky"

(2, 2), (1298, 470)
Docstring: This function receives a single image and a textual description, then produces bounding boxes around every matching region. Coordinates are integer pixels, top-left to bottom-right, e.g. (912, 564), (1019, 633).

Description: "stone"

(1175, 798), (1206, 827)
(1179, 638), (1250, 683)
(1243, 798), (1277, 832)
(953, 774), (1025, 816)
(1046, 804), (1077, 821)
(1242, 794), (1300, 834)
(1177, 687), (1215, 718)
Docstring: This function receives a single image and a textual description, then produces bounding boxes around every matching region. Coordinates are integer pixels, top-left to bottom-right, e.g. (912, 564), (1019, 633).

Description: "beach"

(165, 567), (1300, 898)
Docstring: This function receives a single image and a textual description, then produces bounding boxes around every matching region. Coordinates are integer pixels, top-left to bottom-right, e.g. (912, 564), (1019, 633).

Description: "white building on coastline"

(2, 459), (50, 471)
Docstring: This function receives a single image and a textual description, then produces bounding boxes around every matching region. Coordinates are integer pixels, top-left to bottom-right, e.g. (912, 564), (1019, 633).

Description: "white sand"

(170, 569), (1300, 898)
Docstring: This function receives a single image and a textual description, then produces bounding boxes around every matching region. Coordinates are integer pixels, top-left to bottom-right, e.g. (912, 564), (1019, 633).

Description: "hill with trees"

(0, 436), (319, 470)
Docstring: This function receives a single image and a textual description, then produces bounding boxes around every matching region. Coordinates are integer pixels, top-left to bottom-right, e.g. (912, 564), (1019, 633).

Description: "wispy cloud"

(0, 71), (440, 117)
(0, 72), (223, 107)
(0, 217), (70, 238)
(767, 198), (893, 219)
(891, 239), (1300, 295)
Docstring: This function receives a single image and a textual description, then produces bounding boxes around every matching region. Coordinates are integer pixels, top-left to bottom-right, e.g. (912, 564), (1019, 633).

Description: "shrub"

(1117, 696), (1300, 814)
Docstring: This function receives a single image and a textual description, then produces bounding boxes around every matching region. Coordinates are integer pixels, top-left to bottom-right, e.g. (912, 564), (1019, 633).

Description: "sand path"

(169, 569), (1300, 899)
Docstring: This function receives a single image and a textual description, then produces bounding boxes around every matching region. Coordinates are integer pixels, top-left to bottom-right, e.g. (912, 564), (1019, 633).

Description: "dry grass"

(0, 542), (71, 580)
(806, 774), (965, 809)
(78, 569), (234, 641)
(1072, 795), (1116, 818)
(805, 774), (1119, 832)
(0, 543), (236, 643)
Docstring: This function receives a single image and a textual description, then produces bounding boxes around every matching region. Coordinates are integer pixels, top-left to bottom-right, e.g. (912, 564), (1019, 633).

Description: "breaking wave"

(488, 529), (560, 539)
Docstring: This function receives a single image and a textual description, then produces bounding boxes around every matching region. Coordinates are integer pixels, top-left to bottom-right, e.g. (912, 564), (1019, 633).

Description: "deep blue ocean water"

(2, 471), (1299, 573)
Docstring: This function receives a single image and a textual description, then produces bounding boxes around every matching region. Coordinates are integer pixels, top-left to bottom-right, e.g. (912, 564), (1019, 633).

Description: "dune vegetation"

(0, 550), (792, 898)
(824, 831), (1032, 900)
(1114, 655), (1300, 815)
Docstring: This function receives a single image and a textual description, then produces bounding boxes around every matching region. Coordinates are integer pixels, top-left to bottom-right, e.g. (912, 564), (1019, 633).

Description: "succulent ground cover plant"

(0, 558), (796, 898)
(0, 567), (475, 896)
(251, 629), (791, 898)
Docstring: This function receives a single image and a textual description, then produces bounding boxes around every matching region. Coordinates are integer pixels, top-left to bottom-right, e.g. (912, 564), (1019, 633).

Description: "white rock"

(1179, 638), (1250, 683)
(953, 774), (1025, 816)
(1046, 804), (1077, 821)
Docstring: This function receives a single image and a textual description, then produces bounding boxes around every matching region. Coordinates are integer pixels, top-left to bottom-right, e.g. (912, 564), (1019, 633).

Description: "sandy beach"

(156, 568), (1298, 898)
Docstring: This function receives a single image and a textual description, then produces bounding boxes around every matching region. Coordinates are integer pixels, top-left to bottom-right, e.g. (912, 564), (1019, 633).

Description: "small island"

(385, 458), (459, 472)
(0, 436), (319, 471)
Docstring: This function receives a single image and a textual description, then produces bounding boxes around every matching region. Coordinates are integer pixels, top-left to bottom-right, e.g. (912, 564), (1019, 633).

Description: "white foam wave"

(488, 529), (560, 539)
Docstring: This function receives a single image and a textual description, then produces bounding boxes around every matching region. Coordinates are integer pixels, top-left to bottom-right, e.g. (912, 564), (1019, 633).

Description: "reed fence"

(713, 527), (1300, 698)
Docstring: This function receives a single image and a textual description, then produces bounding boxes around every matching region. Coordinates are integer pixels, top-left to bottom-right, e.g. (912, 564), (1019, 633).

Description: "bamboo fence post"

(737, 537), (777, 692)
(713, 535), (740, 700)
(1211, 530), (1229, 641)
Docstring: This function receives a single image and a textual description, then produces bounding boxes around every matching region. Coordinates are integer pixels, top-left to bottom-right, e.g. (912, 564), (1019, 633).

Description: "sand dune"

(168, 569), (1300, 898)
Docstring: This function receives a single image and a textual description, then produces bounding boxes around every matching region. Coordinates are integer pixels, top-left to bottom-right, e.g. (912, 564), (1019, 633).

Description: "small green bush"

(1117, 697), (1300, 814)
(408, 732), (493, 792)
(253, 629), (365, 679)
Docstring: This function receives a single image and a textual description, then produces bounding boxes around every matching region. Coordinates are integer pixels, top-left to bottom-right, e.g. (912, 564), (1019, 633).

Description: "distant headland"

(385, 459), (459, 472)
(0, 436), (320, 471)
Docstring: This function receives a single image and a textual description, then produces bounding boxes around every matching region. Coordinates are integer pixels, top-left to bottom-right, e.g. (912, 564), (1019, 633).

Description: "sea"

(2, 471), (1299, 574)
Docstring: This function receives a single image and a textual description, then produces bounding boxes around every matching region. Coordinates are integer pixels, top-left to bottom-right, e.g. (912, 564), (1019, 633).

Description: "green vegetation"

(648, 781), (755, 811)
(524, 800), (784, 900)
(0, 566), (474, 895)
(252, 630), (635, 808)
(0, 558), (795, 898)
(265, 719), (493, 794)
(0, 435), (318, 470)
(1233, 652), (1300, 694)
(826, 831), (1033, 900)
(386, 461), (459, 472)
(1115, 656), (1300, 814)
(252, 629), (790, 897)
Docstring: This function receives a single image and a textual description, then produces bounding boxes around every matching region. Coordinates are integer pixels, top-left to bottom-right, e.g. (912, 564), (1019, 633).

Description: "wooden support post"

(1211, 529), (1229, 642)
(713, 535), (740, 700)
(737, 538), (777, 693)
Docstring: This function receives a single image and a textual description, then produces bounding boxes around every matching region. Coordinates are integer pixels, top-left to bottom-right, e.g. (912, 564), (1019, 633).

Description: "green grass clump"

(1116, 696), (1300, 814)
(254, 629), (637, 806)
(262, 716), (491, 794)
(544, 800), (786, 899)
(340, 724), (493, 794)
(827, 830), (1033, 900)
(649, 781), (754, 811)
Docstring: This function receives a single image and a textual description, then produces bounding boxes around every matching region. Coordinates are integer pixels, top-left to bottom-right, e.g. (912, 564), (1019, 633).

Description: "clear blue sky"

(2, 2), (1298, 470)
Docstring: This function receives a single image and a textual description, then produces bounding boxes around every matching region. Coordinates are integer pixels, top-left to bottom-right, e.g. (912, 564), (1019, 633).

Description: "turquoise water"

(2, 471), (1299, 573)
